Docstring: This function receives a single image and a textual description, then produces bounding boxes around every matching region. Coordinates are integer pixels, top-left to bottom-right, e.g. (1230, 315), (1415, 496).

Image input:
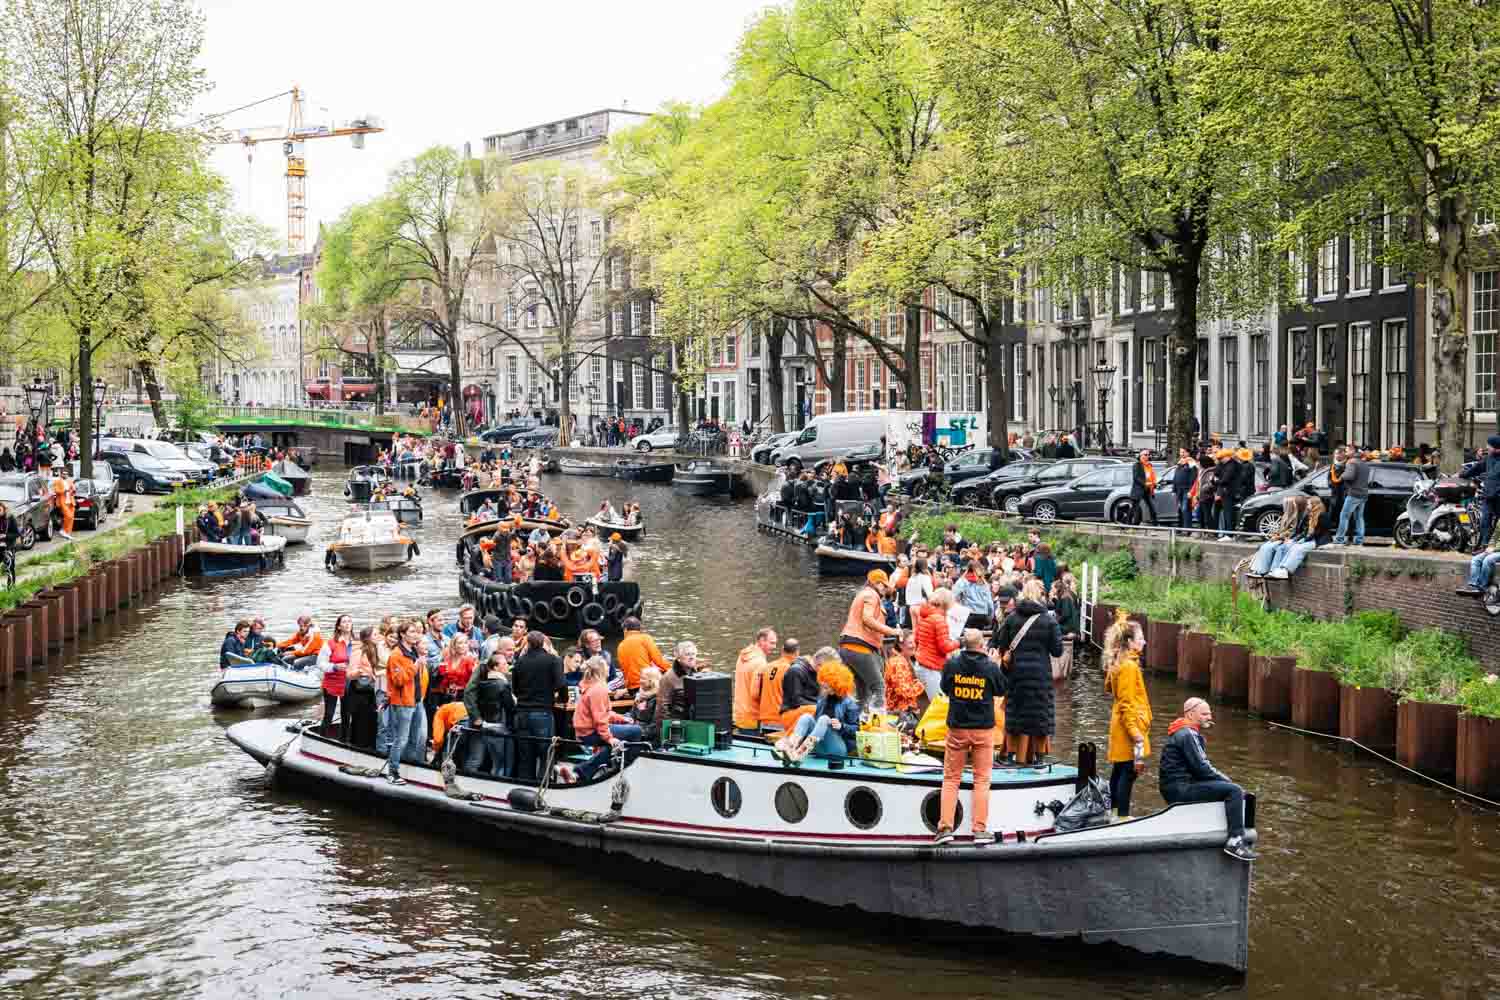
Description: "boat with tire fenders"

(224, 718), (1254, 972)
(458, 573), (642, 636)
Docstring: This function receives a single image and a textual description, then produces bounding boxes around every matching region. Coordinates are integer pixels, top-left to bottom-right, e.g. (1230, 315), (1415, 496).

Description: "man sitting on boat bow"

(1159, 698), (1256, 862)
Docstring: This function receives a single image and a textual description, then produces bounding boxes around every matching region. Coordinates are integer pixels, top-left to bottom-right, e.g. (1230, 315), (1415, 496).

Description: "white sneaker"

(60, 532), (72, 540)
(1268, 568), (1290, 579)
(1216, 535), (1231, 542)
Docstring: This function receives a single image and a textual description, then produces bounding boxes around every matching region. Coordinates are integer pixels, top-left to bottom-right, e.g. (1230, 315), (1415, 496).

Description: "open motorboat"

(557, 458), (613, 477)
(263, 511), (313, 545)
(614, 458), (675, 483)
(271, 459), (312, 496)
(813, 540), (898, 576)
(225, 712), (1255, 972)
(183, 535), (287, 578)
(344, 465), (391, 502)
(585, 514), (644, 542)
(326, 510), (414, 572)
(672, 461), (737, 497)
(370, 495), (423, 526)
(212, 655), (321, 707)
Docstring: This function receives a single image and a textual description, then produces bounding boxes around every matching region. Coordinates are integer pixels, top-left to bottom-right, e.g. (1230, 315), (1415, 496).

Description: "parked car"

(101, 437), (213, 484)
(152, 427), (218, 447)
(184, 442), (239, 477)
(1104, 478), (1184, 525)
(0, 473), (56, 549)
(71, 459), (120, 519)
(953, 460), (1050, 507)
(752, 431), (799, 465)
(1017, 464), (1132, 523)
(479, 422), (537, 443)
(989, 457), (1125, 513)
(1236, 461), (1429, 538)
(633, 426), (682, 452)
(97, 450), (188, 494)
(69, 477), (109, 530)
(899, 448), (1024, 499)
(511, 426), (559, 449)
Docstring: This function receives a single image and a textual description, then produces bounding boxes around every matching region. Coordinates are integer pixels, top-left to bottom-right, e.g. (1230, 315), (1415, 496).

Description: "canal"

(0, 466), (1496, 998)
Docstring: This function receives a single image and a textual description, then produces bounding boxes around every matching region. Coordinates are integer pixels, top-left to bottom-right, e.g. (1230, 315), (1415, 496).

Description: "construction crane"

(208, 86), (384, 253)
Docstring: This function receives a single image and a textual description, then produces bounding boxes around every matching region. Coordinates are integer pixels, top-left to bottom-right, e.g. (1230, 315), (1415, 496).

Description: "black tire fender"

(580, 602), (606, 628)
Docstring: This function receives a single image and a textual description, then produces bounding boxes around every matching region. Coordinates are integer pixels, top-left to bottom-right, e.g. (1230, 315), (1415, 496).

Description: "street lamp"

(92, 378), (107, 454)
(1092, 362), (1118, 452)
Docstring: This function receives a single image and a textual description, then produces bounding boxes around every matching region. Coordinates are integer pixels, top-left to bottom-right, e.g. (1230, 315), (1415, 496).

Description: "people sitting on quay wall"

(1247, 494), (1330, 580)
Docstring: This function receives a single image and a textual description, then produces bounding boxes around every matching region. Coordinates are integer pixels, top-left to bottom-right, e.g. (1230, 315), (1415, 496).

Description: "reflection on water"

(0, 468), (1497, 998)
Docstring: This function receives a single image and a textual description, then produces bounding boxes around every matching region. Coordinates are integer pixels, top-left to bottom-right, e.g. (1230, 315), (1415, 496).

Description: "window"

(1220, 336), (1238, 432)
(1382, 210), (1406, 290)
(590, 281), (602, 322)
(1142, 339), (1158, 430)
(605, 256), (615, 290)
(653, 357), (667, 410)
(622, 256), (631, 289)
(1383, 319), (1407, 448)
(504, 300), (517, 326)
(633, 362), (646, 406)
(725, 332), (737, 365)
(1012, 343), (1025, 421)
(711, 336), (724, 367)
(853, 357), (866, 410)
(1139, 269), (1154, 311)
(1251, 333), (1269, 436)
(1349, 225), (1372, 294)
(1118, 266), (1134, 315)
(507, 356), (521, 400)
(1474, 269), (1499, 409)
(1162, 274), (1174, 310)
(887, 305), (902, 340)
(1476, 207), (1495, 231)
(611, 305), (624, 337)
(590, 220), (602, 254)
(748, 322), (762, 360)
(1349, 322), (1371, 445)
(630, 300), (642, 334)
(590, 355), (603, 387)
(1317, 238), (1339, 298)
(1290, 328), (1310, 381)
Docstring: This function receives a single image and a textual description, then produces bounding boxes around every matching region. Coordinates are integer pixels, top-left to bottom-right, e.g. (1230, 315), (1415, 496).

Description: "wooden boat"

(225, 719), (1255, 972)
(212, 657), (321, 707)
(429, 467), (468, 490)
(557, 458), (614, 477)
(813, 541), (898, 576)
(614, 458), (675, 483)
(271, 459), (312, 496)
(459, 575), (642, 637)
(672, 461), (736, 496)
(263, 513), (312, 545)
(327, 510), (414, 572)
(586, 514), (644, 541)
(183, 535), (288, 579)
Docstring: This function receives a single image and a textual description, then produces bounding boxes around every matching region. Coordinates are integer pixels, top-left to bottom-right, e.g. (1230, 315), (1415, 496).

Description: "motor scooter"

(1393, 476), (1478, 551)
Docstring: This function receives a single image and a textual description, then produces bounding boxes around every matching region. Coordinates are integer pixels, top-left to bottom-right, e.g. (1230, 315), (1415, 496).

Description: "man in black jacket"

(1169, 449), (1198, 527)
(1267, 445), (1294, 489)
(511, 631), (565, 781)
(1159, 698), (1256, 861)
(1129, 449), (1159, 526)
(934, 631), (1008, 846)
(1460, 435), (1500, 548)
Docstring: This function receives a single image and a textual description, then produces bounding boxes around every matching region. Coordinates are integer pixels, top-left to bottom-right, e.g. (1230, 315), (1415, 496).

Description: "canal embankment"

(550, 446), (778, 495)
(903, 507), (1500, 803)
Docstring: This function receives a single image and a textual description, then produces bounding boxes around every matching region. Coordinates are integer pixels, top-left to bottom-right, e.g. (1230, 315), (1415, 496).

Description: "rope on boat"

(265, 720), (315, 782)
(1264, 719), (1500, 810)
(534, 737), (560, 811)
(439, 729), (484, 801)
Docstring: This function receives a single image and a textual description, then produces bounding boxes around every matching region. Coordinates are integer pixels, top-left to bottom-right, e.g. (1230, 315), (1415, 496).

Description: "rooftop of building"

(481, 108), (651, 160)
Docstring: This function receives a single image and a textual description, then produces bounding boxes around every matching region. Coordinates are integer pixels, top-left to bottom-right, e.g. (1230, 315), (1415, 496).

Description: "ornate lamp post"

(92, 378), (107, 454)
(1092, 362), (1119, 453)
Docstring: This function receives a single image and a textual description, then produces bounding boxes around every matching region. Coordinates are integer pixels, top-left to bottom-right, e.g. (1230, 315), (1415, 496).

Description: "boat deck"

(654, 738), (1078, 785)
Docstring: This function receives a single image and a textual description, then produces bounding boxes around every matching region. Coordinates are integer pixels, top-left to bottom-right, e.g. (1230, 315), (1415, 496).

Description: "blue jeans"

(1251, 539), (1283, 575)
(800, 512), (825, 536)
(375, 700), (390, 755)
(1468, 551), (1500, 588)
(1273, 540), (1316, 575)
(463, 726), (512, 778)
(1176, 493), (1192, 528)
(790, 713), (848, 758)
(514, 709), (554, 782)
(1334, 496), (1367, 545)
(1480, 497), (1500, 549)
(1163, 779), (1246, 839)
(385, 705), (416, 777)
(401, 704), (427, 765)
(577, 723), (644, 781)
(1217, 499), (1238, 535)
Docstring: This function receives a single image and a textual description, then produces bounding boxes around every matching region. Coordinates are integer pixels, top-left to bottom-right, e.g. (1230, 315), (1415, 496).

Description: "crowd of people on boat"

(194, 499), (264, 546)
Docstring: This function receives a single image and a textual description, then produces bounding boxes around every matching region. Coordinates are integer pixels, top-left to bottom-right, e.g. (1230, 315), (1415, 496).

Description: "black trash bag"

(1053, 776), (1112, 832)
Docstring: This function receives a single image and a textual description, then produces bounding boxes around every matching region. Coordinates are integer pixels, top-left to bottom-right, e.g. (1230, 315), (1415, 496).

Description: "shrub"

(1458, 675), (1500, 718)
(1099, 549), (1138, 582)
(1392, 629), (1482, 703)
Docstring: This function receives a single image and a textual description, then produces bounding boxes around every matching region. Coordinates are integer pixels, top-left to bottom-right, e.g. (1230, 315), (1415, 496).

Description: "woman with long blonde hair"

(1103, 609), (1152, 819)
(1248, 495), (1307, 578)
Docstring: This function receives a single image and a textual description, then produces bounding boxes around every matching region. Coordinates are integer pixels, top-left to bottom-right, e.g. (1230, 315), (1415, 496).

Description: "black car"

(479, 423), (538, 443)
(1016, 464), (1138, 523)
(953, 459), (1051, 507)
(98, 450), (188, 495)
(69, 477), (108, 530)
(990, 457), (1125, 513)
(511, 427), (559, 449)
(1236, 461), (1429, 538)
(0, 472), (56, 549)
(71, 459), (120, 518)
(899, 448), (1020, 499)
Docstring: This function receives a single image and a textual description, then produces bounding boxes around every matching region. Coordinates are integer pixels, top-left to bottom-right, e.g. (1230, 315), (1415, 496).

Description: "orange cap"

(867, 569), (890, 586)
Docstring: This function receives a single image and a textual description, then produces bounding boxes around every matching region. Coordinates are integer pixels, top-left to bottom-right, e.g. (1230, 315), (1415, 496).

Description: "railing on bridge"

(109, 403), (431, 435)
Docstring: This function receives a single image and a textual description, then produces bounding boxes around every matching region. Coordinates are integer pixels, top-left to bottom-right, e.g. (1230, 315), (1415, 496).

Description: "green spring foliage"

(1458, 675), (1500, 719)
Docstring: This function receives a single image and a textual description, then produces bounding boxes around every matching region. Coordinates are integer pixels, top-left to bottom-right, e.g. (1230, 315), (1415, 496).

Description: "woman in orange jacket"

(912, 589), (960, 701)
(383, 619), (429, 784)
(1103, 609), (1152, 819)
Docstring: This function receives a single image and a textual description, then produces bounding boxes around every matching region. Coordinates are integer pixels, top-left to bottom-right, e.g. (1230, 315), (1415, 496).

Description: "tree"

(1246, 0), (1500, 466)
(1, 0), (213, 476)
(379, 145), (497, 438)
(930, 0), (1285, 455)
(471, 159), (614, 444)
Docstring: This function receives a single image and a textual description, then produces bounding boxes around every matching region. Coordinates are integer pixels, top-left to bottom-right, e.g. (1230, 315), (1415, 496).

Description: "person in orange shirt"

(383, 618), (428, 784)
(1130, 449), (1158, 526)
(733, 626), (778, 733)
(52, 468), (75, 540)
(883, 632), (926, 715)
(839, 569), (901, 712)
(616, 616), (669, 690)
(276, 614), (324, 668)
(758, 637), (799, 732)
(430, 699), (469, 760)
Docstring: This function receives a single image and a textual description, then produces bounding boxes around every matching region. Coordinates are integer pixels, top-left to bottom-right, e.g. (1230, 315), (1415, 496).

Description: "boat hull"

(226, 719), (1252, 972)
(585, 515), (644, 541)
(264, 516), (311, 545)
(334, 543), (411, 572)
(184, 537), (288, 578)
(673, 474), (733, 496)
(557, 460), (614, 477)
(212, 664), (322, 707)
(459, 574), (641, 636)
(814, 543), (898, 576)
(615, 461), (674, 483)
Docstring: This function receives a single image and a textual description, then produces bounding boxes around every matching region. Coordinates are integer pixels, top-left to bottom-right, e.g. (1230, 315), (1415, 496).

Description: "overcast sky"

(196, 0), (769, 250)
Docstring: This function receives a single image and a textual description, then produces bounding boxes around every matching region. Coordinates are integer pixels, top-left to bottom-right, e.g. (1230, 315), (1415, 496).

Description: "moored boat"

(585, 515), (644, 541)
(814, 541), (898, 576)
(614, 458), (674, 483)
(257, 472), (294, 497)
(225, 718), (1254, 972)
(263, 513), (312, 545)
(212, 660), (322, 707)
(371, 495), (423, 527)
(673, 461), (736, 497)
(183, 535), (288, 578)
(271, 459), (312, 495)
(557, 458), (614, 477)
(326, 510), (415, 572)
(754, 493), (817, 546)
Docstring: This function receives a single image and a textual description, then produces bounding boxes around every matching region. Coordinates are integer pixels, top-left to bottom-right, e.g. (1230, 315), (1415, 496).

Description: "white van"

(772, 409), (988, 467)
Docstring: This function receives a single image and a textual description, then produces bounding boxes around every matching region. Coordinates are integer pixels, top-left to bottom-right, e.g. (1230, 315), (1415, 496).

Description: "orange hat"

(478, 537), (496, 551)
(867, 569), (890, 586)
(1215, 449), (1232, 460)
(610, 532), (622, 541)
(1235, 447), (1252, 461)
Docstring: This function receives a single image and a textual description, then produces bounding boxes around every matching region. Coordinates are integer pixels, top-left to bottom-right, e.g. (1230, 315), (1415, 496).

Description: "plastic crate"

(856, 730), (901, 769)
(660, 719), (715, 755)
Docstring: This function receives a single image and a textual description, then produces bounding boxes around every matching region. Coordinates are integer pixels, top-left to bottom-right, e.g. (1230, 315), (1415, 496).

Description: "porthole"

(844, 786), (883, 830)
(774, 782), (809, 824)
(920, 789), (962, 833)
(710, 777), (742, 818)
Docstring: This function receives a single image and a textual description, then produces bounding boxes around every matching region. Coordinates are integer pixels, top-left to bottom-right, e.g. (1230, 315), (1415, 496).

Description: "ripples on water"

(0, 468), (1498, 998)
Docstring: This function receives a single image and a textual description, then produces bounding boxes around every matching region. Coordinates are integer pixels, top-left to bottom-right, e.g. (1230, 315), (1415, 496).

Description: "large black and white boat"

(226, 716), (1254, 972)
(458, 573), (641, 636)
(614, 458), (675, 483)
(672, 461), (737, 497)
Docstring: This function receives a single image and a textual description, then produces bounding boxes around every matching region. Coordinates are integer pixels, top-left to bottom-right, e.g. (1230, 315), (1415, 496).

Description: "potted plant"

(1457, 675), (1500, 799)
(1393, 630), (1480, 782)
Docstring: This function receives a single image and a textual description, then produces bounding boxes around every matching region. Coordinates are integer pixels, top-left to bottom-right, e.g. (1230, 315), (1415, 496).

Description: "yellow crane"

(209, 86), (384, 253)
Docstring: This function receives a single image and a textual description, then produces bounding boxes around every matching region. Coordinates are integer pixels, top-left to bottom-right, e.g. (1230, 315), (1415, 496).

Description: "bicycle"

(3, 547), (15, 591)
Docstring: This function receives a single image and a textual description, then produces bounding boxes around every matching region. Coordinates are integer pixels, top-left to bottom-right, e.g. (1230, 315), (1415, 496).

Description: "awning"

(462, 383), (486, 398)
(305, 383), (332, 399)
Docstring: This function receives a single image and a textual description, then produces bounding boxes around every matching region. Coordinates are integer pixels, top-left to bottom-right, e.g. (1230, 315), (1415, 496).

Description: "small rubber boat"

(614, 459), (674, 483)
(212, 659), (322, 707)
(586, 515), (644, 541)
(557, 458), (614, 477)
(813, 541), (898, 576)
(271, 460), (312, 496)
(327, 511), (415, 572)
(184, 535), (288, 578)
(263, 514), (312, 545)
(673, 461), (735, 496)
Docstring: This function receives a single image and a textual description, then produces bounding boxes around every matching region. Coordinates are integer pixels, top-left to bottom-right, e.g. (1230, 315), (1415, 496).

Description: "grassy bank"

(1, 486), (234, 612)
(903, 508), (1491, 714)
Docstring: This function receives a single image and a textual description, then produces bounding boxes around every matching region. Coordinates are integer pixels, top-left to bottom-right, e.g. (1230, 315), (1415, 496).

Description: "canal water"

(0, 467), (1496, 998)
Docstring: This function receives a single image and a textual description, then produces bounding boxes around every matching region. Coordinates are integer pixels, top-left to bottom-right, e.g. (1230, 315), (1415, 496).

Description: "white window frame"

(1348, 322), (1372, 446)
(1316, 238), (1339, 300)
(1348, 225), (1372, 296)
(1290, 246), (1308, 302)
(1383, 318), (1407, 448)
(1138, 269), (1154, 312)
(1382, 211), (1407, 292)
(1118, 267), (1134, 316)
(1012, 343), (1025, 421)
(1474, 269), (1499, 411)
